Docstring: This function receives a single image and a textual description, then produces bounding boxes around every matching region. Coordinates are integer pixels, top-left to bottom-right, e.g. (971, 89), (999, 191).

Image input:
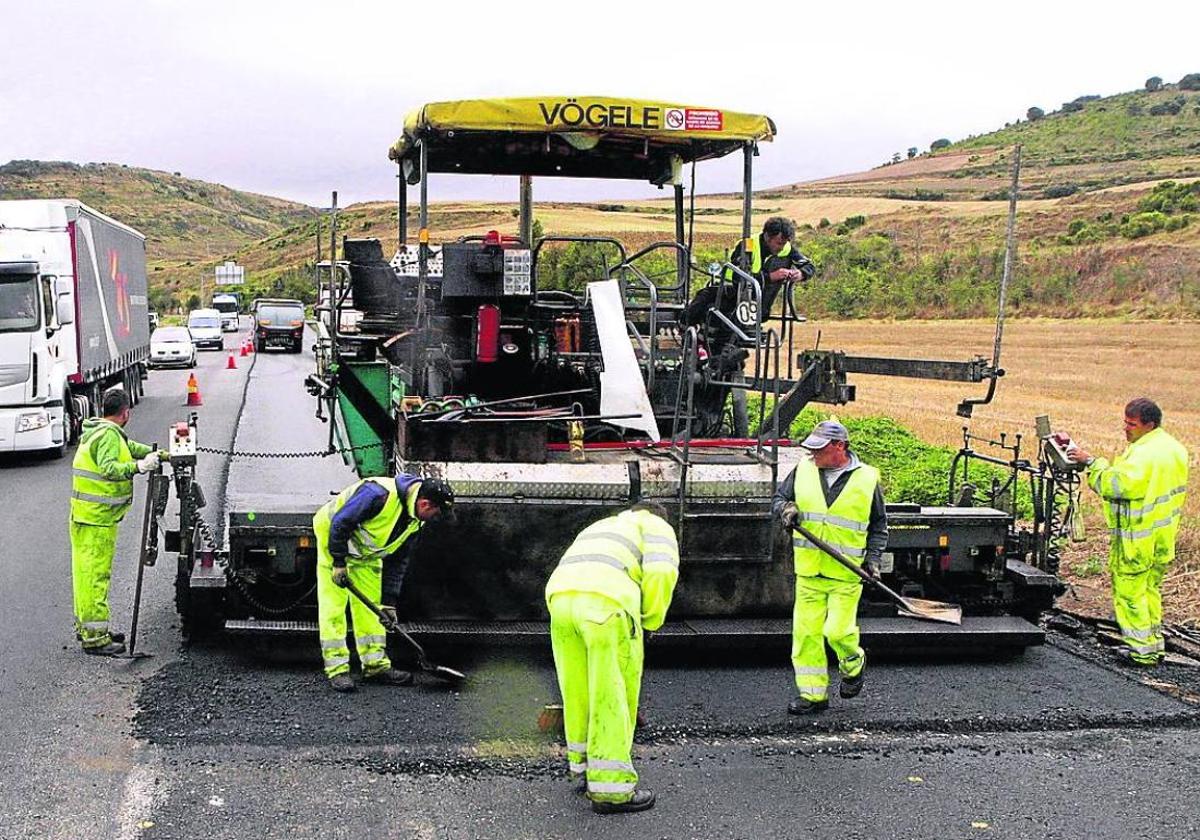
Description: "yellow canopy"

(388, 96), (775, 182)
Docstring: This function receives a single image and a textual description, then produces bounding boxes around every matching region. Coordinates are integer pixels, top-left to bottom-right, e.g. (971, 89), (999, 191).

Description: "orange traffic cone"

(245, 338), (254, 353)
(186, 373), (203, 406)
(240, 341), (249, 357)
(226, 352), (237, 370)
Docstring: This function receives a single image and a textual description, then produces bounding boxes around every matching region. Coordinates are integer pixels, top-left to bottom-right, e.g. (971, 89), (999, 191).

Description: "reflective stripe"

(72, 467), (120, 483)
(359, 650), (387, 663)
(1121, 626), (1156, 641)
(792, 536), (866, 558)
(1129, 485), (1187, 518)
(82, 621), (109, 631)
(567, 741), (588, 754)
(72, 490), (133, 506)
(642, 534), (675, 548)
(581, 530), (642, 560)
(1110, 515), (1179, 541)
(356, 635), (387, 647)
(642, 552), (678, 567)
(1126, 642), (1159, 655)
(569, 761), (588, 774)
(796, 511), (869, 532)
(797, 685), (828, 698)
(588, 758), (636, 773)
(1111, 473), (1121, 499)
(587, 782), (637, 795)
(320, 638), (346, 651)
(793, 666), (827, 676)
(323, 655), (350, 668)
(559, 554), (631, 574)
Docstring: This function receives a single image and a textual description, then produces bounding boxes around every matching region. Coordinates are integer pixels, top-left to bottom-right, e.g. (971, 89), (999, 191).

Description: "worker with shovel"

(70, 386), (166, 657)
(313, 474), (454, 692)
(545, 501), (680, 814)
(775, 420), (888, 714)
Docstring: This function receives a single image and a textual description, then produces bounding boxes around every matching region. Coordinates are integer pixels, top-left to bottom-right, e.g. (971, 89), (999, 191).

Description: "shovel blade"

(427, 664), (467, 684)
(897, 597), (963, 625)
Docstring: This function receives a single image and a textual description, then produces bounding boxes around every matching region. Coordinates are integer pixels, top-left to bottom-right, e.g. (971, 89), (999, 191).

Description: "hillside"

(0, 160), (316, 308)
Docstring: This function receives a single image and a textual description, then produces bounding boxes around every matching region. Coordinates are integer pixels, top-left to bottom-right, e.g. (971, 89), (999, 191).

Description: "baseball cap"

(800, 420), (849, 450)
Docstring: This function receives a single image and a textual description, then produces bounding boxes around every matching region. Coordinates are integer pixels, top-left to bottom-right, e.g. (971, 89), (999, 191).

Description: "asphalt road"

(2, 320), (1199, 840)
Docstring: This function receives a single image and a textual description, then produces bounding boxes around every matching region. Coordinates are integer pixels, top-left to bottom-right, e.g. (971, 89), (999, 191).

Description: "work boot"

(573, 776), (587, 795)
(787, 696), (829, 715)
(592, 789), (655, 814)
(329, 674), (356, 693)
(1114, 648), (1160, 668)
(839, 668), (865, 699)
(363, 668), (413, 686)
(83, 641), (126, 657)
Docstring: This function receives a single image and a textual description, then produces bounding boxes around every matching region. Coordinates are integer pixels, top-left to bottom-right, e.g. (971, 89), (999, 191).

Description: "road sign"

(215, 261), (244, 285)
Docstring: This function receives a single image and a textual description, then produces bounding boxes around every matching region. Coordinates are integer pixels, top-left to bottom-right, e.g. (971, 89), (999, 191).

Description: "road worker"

(1066, 397), (1189, 666)
(545, 501), (680, 814)
(70, 386), (166, 656)
(313, 474), (454, 692)
(773, 420), (888, 714)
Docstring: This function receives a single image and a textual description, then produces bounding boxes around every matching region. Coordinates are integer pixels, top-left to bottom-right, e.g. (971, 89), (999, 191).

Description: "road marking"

(114, 758), (166, 840)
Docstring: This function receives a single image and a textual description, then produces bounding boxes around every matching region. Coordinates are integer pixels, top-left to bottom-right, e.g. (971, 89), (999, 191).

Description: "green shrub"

(1164, 214), (1191, 232)
(1026, 106), (1045, 121)
(1043, 184), (1079, 199)
(1061, 101), (1084, 113)
(930, 138), (951, 151)
(1179, 73), (1200, 91)
(817, 217), (831, 229)
(1120, 211), (1168, 238)
(1146, 76), (1163, 92)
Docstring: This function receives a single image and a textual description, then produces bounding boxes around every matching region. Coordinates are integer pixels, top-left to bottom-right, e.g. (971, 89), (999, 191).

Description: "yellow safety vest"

(746, 236), (793, 276)
(792, 460), (880, 581)
(545, 509), (680, 630)
(313, 478), (420, 562)
(71, 419), (143, 525)
(1087, 427), (1189, 572)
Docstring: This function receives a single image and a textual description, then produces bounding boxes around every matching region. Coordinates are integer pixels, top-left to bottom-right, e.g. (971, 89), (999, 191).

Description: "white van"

(187, 308), (224, 350)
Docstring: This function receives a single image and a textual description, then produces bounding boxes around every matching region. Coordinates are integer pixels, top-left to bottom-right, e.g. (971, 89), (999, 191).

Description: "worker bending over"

(774, 420), (887, 714)
(70, 386), (166, 656)
(1066, 397), (1189, 666)
(545, 502), (680, 814)
(313, 474), (454, 692)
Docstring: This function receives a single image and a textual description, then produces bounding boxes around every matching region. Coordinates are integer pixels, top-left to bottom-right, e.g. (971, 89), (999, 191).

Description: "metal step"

(224, 615), (1043, 647)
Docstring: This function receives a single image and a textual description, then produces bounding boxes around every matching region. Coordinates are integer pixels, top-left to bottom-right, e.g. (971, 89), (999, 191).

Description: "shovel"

(343, 578), (467, 685)
(120, 467), (170, 660)
(793, 523), (963, 625)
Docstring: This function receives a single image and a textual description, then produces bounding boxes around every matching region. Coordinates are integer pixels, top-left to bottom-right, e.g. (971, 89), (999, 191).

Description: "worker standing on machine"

(1066, 397), (1189, 667)
(544, 501), (680, 814)
(774, 420), (888, 714)
(313, 474), (454, 692)
(70, 386), (166, 657)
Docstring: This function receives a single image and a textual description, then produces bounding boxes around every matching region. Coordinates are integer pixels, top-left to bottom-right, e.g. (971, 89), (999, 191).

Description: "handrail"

(530, 236), (628, 302)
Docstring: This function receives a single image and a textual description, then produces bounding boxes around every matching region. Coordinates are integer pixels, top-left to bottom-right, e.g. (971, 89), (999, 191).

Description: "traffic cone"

(186, 373), (203, 406)
(240, 341), (249, 357)
(226, 352), (237, 370)
(245, 338), (254, 353)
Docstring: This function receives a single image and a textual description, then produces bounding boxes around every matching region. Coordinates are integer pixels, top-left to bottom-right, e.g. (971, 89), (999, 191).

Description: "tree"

(1026, 106), (1045, 121)
(1145, 76), (1163, 92)
(1061, 101), (1084, 113)
(907, 147), (918, 159)
(891, 152), (902, 165)
(930, 138), (951, 151)
(1179, 73), (1200, 91)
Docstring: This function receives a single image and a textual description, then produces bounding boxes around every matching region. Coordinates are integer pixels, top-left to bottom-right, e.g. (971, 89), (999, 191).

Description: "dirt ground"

(773, 318), (1200, 623)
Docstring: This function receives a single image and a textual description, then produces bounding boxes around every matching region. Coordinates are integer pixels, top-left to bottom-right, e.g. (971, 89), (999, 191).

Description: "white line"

(114, 759), (164, 840)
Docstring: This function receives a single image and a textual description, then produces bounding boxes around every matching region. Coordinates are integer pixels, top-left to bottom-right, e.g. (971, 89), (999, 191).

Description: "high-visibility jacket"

(70, 418), (153, 526)
(313, 477), (421, 563)
(545, 509), (680, 631)
(791, 460), (880, 581)
(1087, 427), (1189, 573)
(745, 237), (792, 275)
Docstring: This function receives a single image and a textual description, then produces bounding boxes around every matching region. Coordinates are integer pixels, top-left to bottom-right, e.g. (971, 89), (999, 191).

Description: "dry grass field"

(771, 318), (1200, 623)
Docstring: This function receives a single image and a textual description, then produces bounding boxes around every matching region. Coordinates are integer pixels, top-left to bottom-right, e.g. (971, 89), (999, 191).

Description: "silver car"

(149, 326), (197, 369)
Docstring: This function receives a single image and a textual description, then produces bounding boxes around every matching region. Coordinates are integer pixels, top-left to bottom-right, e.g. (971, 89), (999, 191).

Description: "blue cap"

(801, 420), (849, 450)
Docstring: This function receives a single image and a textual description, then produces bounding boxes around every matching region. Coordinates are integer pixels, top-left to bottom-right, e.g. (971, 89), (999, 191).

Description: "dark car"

(254, 299), (305, 353)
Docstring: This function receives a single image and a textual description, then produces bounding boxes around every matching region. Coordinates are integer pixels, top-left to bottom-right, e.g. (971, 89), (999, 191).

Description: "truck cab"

(211, 293), (240, 332)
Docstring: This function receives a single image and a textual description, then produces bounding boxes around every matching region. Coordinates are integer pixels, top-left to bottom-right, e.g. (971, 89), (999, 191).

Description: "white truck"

(0, 200), (150, 457)
(211, 292), (240, 332)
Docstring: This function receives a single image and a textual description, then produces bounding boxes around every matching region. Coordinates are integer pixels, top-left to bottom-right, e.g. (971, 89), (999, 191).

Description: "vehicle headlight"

(17, 411), (49, 432)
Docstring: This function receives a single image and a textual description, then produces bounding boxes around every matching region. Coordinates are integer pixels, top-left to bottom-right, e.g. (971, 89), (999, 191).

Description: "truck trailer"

(0, 199), (150, 457)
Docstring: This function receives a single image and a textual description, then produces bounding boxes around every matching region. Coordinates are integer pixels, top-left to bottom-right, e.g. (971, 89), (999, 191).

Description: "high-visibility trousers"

(70, 520), (119, 649)
(791, 575), (865, 702)
(316, 551), (391, 679)
(1112, 564), (1167, 664)
(548, 591), (644, 803)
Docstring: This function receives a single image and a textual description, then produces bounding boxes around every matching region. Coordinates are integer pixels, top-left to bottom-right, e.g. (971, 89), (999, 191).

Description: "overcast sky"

(2, 1), (1198, 207)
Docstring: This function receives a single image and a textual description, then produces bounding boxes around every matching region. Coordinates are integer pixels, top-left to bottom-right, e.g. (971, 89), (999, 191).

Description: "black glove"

(780, 503), (799, 529)
(863, 558), (881, 579)
(331, 565), (349, 588)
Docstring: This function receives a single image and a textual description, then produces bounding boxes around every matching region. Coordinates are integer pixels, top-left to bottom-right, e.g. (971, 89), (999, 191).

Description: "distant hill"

(0, 160), (316, 307)
(789, 83), (1200, 201)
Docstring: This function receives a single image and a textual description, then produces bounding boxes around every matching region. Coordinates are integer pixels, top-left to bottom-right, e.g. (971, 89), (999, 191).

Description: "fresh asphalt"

(2, 321), (1198, 839)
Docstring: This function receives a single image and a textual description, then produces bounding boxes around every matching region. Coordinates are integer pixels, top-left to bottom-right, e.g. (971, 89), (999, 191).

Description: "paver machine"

(172, 98), (1075, 650)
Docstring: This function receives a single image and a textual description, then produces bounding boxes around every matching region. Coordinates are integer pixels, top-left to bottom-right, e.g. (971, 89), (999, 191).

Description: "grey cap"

(800, 420), (849, 449)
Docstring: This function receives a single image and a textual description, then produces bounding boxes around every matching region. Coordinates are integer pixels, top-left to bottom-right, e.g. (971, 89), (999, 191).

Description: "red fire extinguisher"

(476, 304), (500, 363)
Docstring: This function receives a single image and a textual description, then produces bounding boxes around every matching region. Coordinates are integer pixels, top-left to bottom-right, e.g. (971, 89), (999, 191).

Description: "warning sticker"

(685, 109), (723, 131)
